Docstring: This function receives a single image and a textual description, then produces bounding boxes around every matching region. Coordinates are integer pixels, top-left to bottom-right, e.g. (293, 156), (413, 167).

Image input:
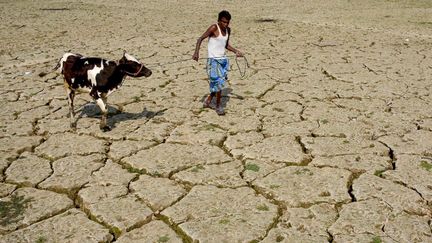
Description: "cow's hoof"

(100, 125), (112, 132)
(70, 122), (77, 129)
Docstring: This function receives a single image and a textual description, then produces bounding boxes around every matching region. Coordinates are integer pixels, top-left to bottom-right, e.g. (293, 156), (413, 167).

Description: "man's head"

(218, 10), (231, 21)
(218, 10), (231, 29)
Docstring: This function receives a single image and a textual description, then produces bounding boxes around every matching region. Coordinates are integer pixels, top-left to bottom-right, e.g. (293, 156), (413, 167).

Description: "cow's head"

(119, 51), (152, 77)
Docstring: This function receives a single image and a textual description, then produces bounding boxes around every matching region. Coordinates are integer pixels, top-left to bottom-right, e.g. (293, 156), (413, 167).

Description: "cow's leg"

(68, 89), (76, 127)
(96, 98), (110, 131)
(100, 93), (110, 131)
(64, 79), (76, 128)
(91, 89), (110, 131)
(101, 93), (108, 110)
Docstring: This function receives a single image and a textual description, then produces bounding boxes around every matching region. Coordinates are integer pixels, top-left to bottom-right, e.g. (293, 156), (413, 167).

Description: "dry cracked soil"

(1, 0), (432, 242)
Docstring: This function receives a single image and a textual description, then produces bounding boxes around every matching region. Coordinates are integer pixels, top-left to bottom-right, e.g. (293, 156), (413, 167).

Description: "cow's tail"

(35, 56), (64, 79)
(53, 56), (63, 73)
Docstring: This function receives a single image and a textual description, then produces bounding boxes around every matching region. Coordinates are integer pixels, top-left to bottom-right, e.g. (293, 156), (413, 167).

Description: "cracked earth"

(1, 0), (432, 242)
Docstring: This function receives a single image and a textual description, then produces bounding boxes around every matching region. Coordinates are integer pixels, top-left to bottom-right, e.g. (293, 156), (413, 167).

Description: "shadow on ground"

(200, 87), (244, 110)
(77, 103), (165, 129)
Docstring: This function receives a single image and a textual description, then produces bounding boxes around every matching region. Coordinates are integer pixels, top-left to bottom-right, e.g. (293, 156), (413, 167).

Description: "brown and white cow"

(57, 51), (152, 131)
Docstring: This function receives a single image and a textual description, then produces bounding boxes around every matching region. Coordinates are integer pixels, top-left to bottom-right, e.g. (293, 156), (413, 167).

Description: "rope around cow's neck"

(146, 55), (250, 79)
(123, 62), (144, 77)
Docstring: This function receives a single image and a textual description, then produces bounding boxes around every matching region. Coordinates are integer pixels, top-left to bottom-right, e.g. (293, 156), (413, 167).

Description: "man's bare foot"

(203, 100), (211, 108)
(216, 106), (225, 115)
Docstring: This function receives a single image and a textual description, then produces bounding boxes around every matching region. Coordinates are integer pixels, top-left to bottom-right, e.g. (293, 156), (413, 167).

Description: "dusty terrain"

(1, 0), (432, 242)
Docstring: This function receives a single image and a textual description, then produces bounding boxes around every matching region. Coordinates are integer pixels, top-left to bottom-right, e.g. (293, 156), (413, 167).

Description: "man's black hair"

(218, 10), (231, 21)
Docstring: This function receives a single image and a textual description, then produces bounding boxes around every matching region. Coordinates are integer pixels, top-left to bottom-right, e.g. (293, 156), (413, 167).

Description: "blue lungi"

(207, 58), (229, 93)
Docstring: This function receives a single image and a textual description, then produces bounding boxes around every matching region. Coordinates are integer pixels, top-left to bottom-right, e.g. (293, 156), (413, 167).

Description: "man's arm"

(226, 28), (243, 57)
(193, 25), (217, 61)
(226, 43), (243, 57)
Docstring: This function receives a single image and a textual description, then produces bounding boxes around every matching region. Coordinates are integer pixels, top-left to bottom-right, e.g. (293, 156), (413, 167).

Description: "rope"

(146, 54), (250, 78)
(145, 57), (195, 67)
(234, 55), (249, 78)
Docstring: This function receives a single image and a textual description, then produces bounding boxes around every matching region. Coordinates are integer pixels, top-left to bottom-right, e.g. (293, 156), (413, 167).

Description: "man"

(192, 10), (243, 115)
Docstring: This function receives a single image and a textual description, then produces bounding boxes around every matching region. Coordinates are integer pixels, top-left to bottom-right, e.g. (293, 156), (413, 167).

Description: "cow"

(57, 51), (152, 131)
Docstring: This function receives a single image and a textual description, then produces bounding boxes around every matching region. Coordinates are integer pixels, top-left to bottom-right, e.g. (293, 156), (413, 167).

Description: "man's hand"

(236, 51), (244, 57)
(192, 52), (199, 61)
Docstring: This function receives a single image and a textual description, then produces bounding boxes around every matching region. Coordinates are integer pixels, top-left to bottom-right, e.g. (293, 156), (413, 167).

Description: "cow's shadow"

(77, 103), (165, 128)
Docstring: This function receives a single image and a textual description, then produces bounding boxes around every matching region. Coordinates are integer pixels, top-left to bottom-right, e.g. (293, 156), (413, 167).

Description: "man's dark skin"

(193, 16), (243, 112)
(193, 17), (243, 61)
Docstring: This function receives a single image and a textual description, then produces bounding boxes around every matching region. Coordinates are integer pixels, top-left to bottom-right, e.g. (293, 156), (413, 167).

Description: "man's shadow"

(200, 87), (244, 109)
(77, 103), (165, 128)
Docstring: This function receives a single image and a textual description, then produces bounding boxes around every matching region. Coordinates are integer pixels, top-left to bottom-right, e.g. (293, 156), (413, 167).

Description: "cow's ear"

(120, 50), (127, 63)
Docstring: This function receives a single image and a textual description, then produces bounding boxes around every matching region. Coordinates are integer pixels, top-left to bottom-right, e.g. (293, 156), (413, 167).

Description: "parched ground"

(1, 0), (432, 242)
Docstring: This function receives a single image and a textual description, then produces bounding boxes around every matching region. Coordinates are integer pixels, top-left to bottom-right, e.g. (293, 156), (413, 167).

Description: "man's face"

(218, 17), (230, 30)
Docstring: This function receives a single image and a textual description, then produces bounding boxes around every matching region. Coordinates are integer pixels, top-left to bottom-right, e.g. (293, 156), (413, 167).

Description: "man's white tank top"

(208, 23), (228, 59)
